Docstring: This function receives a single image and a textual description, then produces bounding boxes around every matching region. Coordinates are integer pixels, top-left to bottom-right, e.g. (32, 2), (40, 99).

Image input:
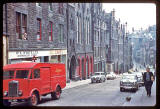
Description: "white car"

(91, 72), (106, 83)
(106, 72), (116, 80)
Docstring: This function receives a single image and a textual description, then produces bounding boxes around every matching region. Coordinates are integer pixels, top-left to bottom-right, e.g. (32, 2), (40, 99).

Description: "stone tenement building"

(3, 3), (133, 82)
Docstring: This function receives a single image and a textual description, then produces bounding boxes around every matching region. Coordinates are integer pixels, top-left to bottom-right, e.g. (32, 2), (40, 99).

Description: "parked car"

(106, 72), (116, 80)
(120, 74), (139, 92)
(132, 72), (144, 86)
(91, 72), (106, 83)
(3, 62), (66, 106)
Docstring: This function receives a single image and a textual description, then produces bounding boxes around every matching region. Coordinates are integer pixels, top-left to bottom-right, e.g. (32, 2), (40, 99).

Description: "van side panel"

(40, 67), (51, 94)
(50, 64), (66, 91)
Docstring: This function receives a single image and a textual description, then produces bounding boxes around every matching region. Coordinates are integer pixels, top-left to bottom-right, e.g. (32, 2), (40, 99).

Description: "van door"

(40, 68), (51, 94)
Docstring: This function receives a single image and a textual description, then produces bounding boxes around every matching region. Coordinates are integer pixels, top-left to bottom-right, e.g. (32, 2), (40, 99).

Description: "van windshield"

(16, 70), (29, 79)
(3, 70), (15, 79)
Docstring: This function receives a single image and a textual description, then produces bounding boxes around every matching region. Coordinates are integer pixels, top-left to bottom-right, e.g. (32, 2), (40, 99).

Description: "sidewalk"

(63, 79), (91, 90)
(123, 79), (156, 106)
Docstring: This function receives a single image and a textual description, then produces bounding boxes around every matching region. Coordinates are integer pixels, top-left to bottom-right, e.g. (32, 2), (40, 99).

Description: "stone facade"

(3, 3), (134, 82)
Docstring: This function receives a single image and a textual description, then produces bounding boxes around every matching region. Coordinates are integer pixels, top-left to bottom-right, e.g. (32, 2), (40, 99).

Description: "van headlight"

(3, 91), (8, 97)
(18, 90), (23, 96)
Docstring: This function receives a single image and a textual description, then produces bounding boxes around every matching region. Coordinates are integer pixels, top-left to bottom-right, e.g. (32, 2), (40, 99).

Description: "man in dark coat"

(143, 67), (154, 97)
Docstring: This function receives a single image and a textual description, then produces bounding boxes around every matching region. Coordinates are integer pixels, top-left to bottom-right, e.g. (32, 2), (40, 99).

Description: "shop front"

(8, 50), (50, 64)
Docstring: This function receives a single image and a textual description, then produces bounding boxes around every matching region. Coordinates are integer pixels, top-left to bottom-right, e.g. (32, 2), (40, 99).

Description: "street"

(11, 76), (156, 106)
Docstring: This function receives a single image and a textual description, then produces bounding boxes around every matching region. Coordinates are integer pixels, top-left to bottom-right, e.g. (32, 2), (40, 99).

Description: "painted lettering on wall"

(16, 51), (38, 57)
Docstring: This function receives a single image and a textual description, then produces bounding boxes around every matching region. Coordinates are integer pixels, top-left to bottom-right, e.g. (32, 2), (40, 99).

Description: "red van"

(3, 62), (66, 106)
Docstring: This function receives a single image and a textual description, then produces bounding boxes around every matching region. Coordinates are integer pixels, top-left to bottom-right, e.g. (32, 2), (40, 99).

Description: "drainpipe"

(66, 3), (69, 83)
(5, 3), (9, 64)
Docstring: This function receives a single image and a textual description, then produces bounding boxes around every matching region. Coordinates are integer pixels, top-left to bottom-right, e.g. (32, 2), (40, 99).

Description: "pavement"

(63, 79), (91, 90)
(123, 78), (156, 106)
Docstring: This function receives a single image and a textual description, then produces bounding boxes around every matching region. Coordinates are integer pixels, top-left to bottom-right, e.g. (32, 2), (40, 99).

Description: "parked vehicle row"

(91, 72), (117, 83)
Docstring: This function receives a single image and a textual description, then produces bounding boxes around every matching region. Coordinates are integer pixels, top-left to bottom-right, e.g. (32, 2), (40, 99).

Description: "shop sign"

(16, 51), (38, 57)
(50, 50), (67, 55)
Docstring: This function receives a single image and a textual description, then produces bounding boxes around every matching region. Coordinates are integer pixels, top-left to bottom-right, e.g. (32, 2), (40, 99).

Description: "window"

(94, 47), (96, 57)
(34, 69), (40, 78)
(88, 19), (90, 44)
(49, 3), (53, 11)
(3, 70), (15, 79)
(94, 30), (96, 41)
(77, 15), (79, 43)
(37, 18), (41, 40)
(16, 12), (27, 40)
(16, 70), (29, 79)
(59, 24), (64, 42)
(36, 3), (41, 7)
(79, 16), (82, 44)
(49, 21), (53, 41)
(22, 14), (27, 39)
(16, 12), (21, 39)
(59, 3), (63, 14)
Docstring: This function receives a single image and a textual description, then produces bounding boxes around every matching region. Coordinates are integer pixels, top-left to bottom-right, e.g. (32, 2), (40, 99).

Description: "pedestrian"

(143, 67), (154, 97)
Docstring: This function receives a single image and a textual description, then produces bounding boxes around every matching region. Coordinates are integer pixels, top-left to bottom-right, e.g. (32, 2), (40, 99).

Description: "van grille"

(8, 80), (18, 97)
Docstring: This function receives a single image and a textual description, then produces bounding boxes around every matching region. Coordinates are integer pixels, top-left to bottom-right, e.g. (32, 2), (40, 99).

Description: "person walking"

(143, 67), (154, 97)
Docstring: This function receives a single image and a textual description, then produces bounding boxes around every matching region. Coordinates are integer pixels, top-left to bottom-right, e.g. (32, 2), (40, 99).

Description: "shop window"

(37, 18), (41, 40)
(34, 69), (40, 78)
(49, 21), (53, 41)
(16, 12), (27, 40)
(58, 3), (63, 14)
(58, 55), (61, 62)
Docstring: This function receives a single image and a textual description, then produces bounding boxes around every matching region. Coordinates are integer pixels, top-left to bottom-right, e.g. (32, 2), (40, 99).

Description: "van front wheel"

(51, 87), (61, 100)
(28, 93), (38, 106)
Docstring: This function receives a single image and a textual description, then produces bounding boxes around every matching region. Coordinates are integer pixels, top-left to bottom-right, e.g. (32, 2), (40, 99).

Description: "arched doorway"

(69, 56), (76, 80)
(81, 58), (85, 80)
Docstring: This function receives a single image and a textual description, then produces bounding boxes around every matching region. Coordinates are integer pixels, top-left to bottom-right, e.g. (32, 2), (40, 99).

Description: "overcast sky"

(102, 3), (156, 33)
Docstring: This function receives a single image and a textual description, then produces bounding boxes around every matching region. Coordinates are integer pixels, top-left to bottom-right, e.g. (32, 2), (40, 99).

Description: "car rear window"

(3, 70), (15, 79)
(16, 70), (29, 79)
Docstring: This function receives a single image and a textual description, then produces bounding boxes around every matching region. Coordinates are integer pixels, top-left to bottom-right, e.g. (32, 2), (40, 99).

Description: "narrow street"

(10, 76), (156, 106)
(37, 77), (155, 106)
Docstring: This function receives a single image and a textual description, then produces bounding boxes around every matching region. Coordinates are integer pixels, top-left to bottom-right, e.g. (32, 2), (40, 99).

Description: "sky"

(102, 3), (156, 33)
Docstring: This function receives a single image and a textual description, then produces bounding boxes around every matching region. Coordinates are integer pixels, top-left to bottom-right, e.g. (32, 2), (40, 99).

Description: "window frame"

(49, 21), (53, 41)
(58, 3), (64, 15)
(49, 3), (53, 11)
(37, 18), (42, 40)
(33, 69), (40, 79)
(16, 12), (21, 39)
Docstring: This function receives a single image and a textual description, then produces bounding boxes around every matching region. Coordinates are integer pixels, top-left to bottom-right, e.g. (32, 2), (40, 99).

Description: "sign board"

(9, 50), (50, 59)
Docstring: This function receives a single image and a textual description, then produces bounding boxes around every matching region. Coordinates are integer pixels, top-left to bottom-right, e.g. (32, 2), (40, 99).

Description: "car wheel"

(120, 88), (124, 92)
(3, 99), (11, 106)
(51, 86), (61, 100)
(28, 92), (39, 106)
(91, 80), (93, 83)
(104, 79), (106, 82)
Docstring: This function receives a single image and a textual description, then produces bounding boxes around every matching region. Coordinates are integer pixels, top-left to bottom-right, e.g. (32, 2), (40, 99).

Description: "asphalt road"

(37, 77), (140, 106)
(10, 77), (155, 107)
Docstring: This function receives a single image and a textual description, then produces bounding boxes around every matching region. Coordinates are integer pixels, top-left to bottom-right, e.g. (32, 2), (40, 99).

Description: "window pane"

(3, 70), (15, 79)
(16, 12), (21, 39)
(34, 69), (40, 78)
(37, 18), (41, 40)
(16, 70), (29, 79)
